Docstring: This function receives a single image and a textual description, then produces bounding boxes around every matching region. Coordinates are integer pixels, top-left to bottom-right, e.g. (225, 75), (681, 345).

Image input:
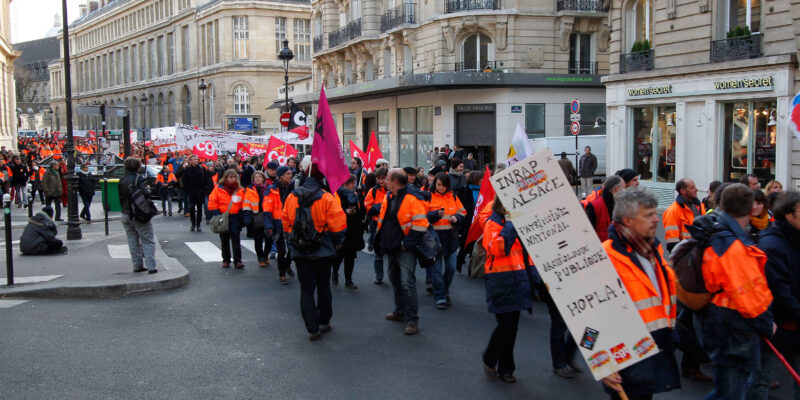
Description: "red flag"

(193, 141), (218, 160)
(349, 140), (365, 163)
(311, 86), (351, 193)
(365, 131), (384, 171)
(465, 166), (494, 246)
(236, 143), (251, 158)
(288, 103), (310, 139)
(264, 136), (298, 166)
(238, 143), (269, 158)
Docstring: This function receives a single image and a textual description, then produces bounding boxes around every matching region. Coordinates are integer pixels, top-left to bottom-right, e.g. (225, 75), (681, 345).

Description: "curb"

(1, 215), (123, 230)
(0, 233), (190, 299)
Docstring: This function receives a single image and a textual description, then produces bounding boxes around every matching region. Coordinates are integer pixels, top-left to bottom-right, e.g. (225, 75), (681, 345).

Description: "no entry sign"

(280, 112), (291, 127)
(570, 121), (581, 136)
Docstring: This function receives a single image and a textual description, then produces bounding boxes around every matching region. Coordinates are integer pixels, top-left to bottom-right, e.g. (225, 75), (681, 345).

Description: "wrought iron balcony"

(328, 18), (362, 48)
(446, 0), (498, 13)
(710, 33), (763, 63)
(568, 60), (598, 74)
(381, 4), (416, 32)
(557, 0), (608, 12)
(455, 60), (497, 72)
(313, 35), (324, 53)
(619, 49), (654, 73)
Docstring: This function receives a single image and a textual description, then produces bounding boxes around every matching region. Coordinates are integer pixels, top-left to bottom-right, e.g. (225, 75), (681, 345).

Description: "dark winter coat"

(20, 212), (62, 255)
(41, 167), (62, 198)
(8, 162), (29, 185)
(118, 173), (151, 215)
(181, 165), (210, 197)
(77, 170), (96, 197)
(336, 187), (365, 257)
(760, 220), (800, 352)
(578, 152), (597, 178)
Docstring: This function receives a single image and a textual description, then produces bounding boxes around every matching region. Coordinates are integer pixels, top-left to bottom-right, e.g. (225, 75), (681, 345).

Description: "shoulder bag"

(209, 191), (236, 234)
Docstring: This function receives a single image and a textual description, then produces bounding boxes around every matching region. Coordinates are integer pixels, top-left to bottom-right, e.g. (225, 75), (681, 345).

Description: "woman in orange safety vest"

(427, 172), (466, 309)
(208, 169), (247, 269)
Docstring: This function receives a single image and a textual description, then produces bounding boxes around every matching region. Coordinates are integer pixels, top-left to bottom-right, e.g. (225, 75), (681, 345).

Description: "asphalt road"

(0, 215), (794, 399)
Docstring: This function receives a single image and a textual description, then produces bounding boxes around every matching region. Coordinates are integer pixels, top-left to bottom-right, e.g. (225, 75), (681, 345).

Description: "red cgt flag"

(464, 166), (494, 246)
(349, 140), (365, 164)
(264, 136), (298, 166)
(365, 131), (384, 171)
(193, 141), (218, 161)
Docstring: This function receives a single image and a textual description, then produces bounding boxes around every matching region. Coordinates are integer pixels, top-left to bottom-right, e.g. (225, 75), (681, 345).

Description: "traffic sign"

(569, 113), (581, 122)
(280, 112), (291, 127)
(570, 99), (581, 114)
(570, 121), (581, 136)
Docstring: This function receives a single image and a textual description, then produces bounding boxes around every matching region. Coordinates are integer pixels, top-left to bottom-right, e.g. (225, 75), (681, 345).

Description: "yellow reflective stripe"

(665, 237), (680, 244)
(664, 225), (679, 231)
(680, 232), (692, 238)
(634, 296), (662, 310)
(646, 318), (670, 331)
(410, 225), (427, 232)
(433, 225), (452, 230)
(411, 214), (426, 220)
(456, 208), (467, 216)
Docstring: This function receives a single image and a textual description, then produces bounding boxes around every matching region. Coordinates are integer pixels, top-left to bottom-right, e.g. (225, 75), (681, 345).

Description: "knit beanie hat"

(614, 168), (639, 183)
(42, 206), (54, 218)
(276, 166), (291, 178)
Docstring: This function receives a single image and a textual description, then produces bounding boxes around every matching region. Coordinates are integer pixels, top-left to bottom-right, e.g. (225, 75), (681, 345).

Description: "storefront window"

(399, 133), (415, 167)
(722, 100), (776, 185)
(378, 110), (390, 165)
(525, 104), (545, 139)
(632, 105), (676, 184)
(563, 103), (606, 136)
(342, 113), (357, 162)
(398, 106), (433, 167)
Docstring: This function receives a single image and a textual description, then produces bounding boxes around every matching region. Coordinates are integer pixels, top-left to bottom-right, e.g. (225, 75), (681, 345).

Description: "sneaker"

(268, 252), (277, 259)
(553, 367), (575, 379)
(403, 322), (419, 335)
(57, 246), (69, 254)
(163, 211), (167, 216)
(320, 324), (332, 333)
(308, 331), (322, 341)
(374, 278), (383, 285)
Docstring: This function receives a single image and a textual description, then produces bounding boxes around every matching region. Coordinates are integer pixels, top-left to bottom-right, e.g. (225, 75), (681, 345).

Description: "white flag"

(506, 122), (534, 166)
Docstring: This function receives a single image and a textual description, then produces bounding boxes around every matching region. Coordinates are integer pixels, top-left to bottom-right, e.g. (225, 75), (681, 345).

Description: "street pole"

(278, 39), (294, 118)
(3, 193), (13, 286)
(61, 0), (81, 240)
(122, 113), (131, 158)
(99, 104), (105, 164)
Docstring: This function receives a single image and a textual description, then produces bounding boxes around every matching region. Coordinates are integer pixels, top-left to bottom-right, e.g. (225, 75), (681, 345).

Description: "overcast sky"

(10, 0), (82, 43)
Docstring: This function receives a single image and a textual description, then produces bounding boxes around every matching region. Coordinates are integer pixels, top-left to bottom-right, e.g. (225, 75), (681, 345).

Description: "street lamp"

(140, 93), (147, 132)
(61, 0), (81, 240)
(277, 39), (294, 114)
(198, 78), (208, 130)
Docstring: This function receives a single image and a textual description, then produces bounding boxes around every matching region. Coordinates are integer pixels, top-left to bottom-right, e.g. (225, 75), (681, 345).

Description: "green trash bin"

(101, 178), (122, 212)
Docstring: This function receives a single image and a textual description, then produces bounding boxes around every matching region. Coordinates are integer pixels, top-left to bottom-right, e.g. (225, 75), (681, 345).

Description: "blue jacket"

(760, 220), (800, 351)
(483, 213), (535, 314)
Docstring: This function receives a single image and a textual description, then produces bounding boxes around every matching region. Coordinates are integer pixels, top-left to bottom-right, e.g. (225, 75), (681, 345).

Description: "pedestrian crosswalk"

(0, 275), (62, 286)
(184, 240), (261, 263)
(0, 299), (29, 308)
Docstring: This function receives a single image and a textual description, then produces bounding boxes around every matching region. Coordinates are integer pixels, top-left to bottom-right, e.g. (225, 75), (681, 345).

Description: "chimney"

(79, 4), (87, 17)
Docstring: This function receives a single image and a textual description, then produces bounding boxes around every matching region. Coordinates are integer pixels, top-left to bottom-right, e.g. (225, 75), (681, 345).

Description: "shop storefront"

(605, 65), (795, 206)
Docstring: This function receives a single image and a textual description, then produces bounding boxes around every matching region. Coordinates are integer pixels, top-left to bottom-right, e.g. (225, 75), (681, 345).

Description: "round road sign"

(570, 121), (581, 136)
(280, 112), (291, 127)
(570, 99), (581, 114)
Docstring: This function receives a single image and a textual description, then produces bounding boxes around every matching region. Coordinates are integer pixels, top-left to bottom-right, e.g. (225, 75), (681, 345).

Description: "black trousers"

(219, 230), (242, 263)
(295, 258), (333, 334)
(188, 193), (204, 227)
(333, 253), (355, 282)
(79, 193), (93, 220)
(46, 196), (62, 220)
(252, 231), (267, 261)
(267, 235), (289, 277)
(483, 311), (520, 376)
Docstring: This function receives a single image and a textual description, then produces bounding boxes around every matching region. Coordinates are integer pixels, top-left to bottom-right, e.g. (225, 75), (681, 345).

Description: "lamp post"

(277, 39), (295, 114)
(198, 78), (207, 129)
(140, 93), (147, 140)
(61, 0), (81, 240)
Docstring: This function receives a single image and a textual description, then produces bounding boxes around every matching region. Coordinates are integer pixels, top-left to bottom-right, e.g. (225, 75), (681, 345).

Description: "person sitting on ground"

(20, 206), (67, 255)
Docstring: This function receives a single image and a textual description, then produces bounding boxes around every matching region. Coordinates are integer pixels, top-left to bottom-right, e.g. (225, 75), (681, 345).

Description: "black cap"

(614, 168), (639, 183)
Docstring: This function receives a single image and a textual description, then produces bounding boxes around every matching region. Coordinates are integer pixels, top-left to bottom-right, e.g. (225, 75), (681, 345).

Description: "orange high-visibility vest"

(364, 185), (386, 222)
(662, 200), (706, 246)
(281, 190), (346, 235)
(428, 191), (466, 230)
(376, 190), (429, 236)
(208, 186), (246, 214)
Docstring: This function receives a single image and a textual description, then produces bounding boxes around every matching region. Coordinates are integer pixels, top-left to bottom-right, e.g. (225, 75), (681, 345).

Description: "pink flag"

(312, 86), (351, 193)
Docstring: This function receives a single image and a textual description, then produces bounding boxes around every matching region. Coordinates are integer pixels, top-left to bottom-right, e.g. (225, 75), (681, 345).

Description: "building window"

(398, 106), (433, 168)
(275, 17), (286, 57)
(461, 34), (494, 71)
(293, 19), (311, 62)
(722, 100), (775, 185)
(378, 109), (391, 164)
(233, 16), (249, 60)
(563, 103), (606, 136)
(525, 104), (545, 138)
(167, 33), (174, 75)
(626, 0), (654, 50)
(724, 0), (761, 33)
(157, 36), (164, 76)
(631, 106), (676, 184)
(181, 25), (190, 71)
(139, 43), (145, 81)
(233, 84), (250, 114)
(342, 113), (357, 162)
(181, 85), (191, 124)
(208, 85), (215, 127)
(569, 33), (595, 74)
(149, 39), (156, 79)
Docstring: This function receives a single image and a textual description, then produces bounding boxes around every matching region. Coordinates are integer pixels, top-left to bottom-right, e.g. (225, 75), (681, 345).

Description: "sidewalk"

(0, 224), (189, 299)
(1, 196), (121, 229)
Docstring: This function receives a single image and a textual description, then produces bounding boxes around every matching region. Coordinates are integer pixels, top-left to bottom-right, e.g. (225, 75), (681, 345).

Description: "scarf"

(252, 182), (268, 195)
(750, 211), (769, 231)
(614, 222), (659, 268)
(222, 180), (239, 195)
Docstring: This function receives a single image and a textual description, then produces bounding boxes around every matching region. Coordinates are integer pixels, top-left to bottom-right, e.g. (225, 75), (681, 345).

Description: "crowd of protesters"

(8, 133), (800, 399)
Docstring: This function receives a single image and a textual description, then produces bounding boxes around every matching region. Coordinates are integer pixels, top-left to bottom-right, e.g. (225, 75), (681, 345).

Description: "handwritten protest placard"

(490, 149), (658, 380)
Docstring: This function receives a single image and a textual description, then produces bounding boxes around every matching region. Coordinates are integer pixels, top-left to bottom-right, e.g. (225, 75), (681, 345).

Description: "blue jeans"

(747, 340), (800, 400)
(388, 250), (418, 323)
(121, 213), (156, 271)
(158, 188), (172, 213)
(706, 363), (751, 400)
(431, 248), (457, 304)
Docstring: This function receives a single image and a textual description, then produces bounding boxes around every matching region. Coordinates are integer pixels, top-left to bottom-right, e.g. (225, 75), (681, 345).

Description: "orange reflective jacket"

(428, 191), (466, 230)
(604, 232), (677, 332)
(242, 187), (264, 214)
(703, 237), (772, 319)
(483, 215), (526, 274)
(282, 191), (346, 235)
(156, 172), (177, 185)
(208, 186), (246, 214)
(376, 189), (429, 236)
(364, 185), (386, 222)
(477, 199), (494, 227)
(261, 187), (282, 220)
(662, 197), (705, 247)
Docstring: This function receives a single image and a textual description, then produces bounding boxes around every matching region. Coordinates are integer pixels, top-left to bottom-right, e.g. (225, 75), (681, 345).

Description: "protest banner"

(490, 149), (658, 380)
(192, 141), (218, 160)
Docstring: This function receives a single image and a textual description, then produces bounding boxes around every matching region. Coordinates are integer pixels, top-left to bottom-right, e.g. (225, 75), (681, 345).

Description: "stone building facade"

(0, 0), (19, 149)
(296, 0), (612, 168)
(48, 0), (312, 136)
(14, 36), (61, 133)
(603, 0), (800, 204)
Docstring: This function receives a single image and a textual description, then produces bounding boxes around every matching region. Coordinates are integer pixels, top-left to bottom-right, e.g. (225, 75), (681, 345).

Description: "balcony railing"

(313, 35), (324, 53)
(455, 60), (497, 72)
(619, 49), (654, 73)
(556, 0), (608, 12)
(328, 18), (362, 48)
(381, 4), (416, 32)
(710, 33), (763, 63)
(568, 60), (598, 74)
(446, 0), (498, 13)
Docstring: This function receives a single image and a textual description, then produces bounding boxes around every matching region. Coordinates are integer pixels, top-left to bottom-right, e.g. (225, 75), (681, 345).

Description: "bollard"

(26, 183), (33, 218)
(103, 176), (109, 236)
(3, 193), (13, 286)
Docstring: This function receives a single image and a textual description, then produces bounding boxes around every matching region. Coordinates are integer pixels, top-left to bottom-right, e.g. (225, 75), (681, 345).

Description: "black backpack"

(289, 195), (323, 254)
(129, 175), (159, 223)
(667, 213), (723, 310)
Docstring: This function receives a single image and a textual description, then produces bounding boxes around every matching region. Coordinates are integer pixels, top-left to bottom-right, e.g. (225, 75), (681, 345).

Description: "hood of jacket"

(293, 176), (324, 204)
(29, 212), (56, 229)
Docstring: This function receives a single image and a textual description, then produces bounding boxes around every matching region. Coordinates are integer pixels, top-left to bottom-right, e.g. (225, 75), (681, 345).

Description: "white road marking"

(185, 241), (222, 263)
(0, 275), (62, 286)
(107, 245), (131, 259)
(240, 240), (256, 255)
(0, 300), (29, 308)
